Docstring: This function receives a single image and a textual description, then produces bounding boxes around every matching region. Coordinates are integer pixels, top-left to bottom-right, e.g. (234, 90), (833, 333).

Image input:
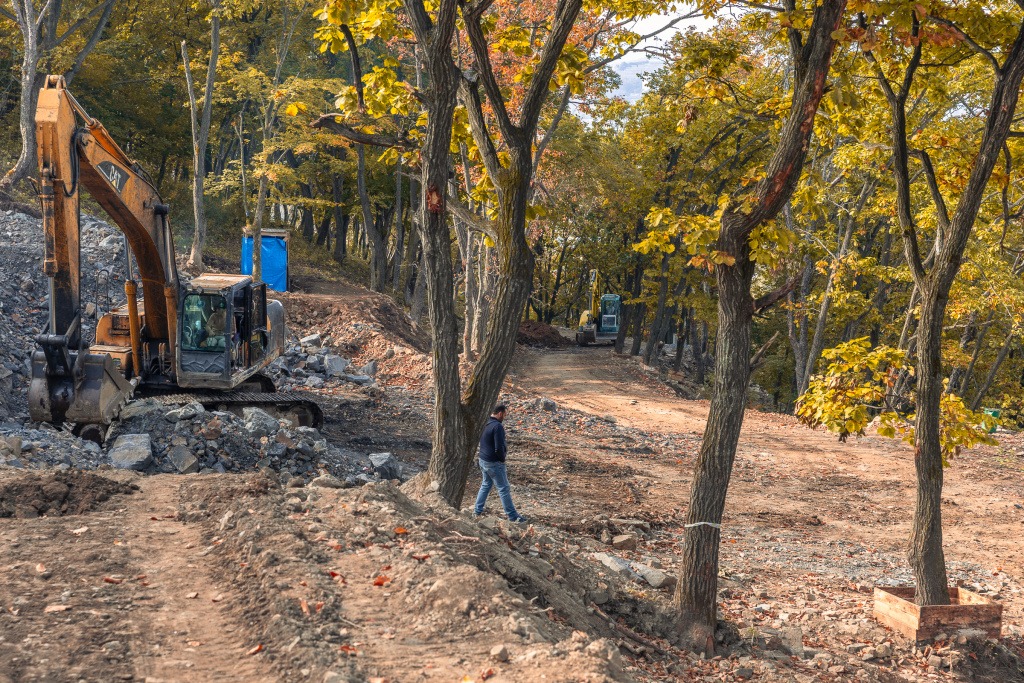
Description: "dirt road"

(0, 472), (275, 683)
(513, 346), (1024, 622)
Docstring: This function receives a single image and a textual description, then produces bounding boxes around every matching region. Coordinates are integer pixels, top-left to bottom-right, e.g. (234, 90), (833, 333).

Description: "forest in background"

(4, 2), (1024, 422)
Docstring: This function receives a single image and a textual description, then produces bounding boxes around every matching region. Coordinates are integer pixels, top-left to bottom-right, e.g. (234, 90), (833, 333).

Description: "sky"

(611, 13), (713, 102)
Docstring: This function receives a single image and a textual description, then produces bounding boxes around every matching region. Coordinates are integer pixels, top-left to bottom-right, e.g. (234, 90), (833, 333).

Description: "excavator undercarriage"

(29, 75), (321, 436)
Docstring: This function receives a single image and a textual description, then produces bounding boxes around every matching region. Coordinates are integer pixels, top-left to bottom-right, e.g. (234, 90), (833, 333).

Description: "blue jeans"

(474, 459), (519, 519)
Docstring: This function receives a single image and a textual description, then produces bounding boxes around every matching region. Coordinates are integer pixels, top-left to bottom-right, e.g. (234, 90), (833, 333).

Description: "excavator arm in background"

(30, 75), (180, 428)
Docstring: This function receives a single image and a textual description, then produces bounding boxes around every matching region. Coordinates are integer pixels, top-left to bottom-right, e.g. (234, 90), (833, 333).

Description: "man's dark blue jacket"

(478, 417), (507, 463)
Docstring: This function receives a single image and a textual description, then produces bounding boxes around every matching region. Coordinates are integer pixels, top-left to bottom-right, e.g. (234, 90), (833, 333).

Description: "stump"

(873, 586), (1002, 641)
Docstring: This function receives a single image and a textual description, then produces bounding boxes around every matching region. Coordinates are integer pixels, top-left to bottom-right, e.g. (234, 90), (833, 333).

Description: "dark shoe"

(508, 515), (528, 524)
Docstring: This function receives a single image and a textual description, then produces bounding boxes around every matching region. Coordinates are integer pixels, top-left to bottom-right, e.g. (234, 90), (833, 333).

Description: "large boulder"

(108, 434), (153, 471)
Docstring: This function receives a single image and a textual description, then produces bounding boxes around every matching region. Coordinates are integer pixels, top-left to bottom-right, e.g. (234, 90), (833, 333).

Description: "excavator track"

(148, 390), (324, 429)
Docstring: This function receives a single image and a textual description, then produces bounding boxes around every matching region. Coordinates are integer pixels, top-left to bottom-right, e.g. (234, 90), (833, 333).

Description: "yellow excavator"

(29, 75), (320, 440)
(575, 270), (621, 345)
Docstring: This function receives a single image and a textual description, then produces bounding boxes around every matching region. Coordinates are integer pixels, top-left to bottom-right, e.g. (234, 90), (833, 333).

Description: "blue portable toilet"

(241, 227), (289, 292)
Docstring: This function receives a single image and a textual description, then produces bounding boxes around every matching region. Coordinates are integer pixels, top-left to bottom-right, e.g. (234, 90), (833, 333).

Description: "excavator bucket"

(29, 349), (134, 426)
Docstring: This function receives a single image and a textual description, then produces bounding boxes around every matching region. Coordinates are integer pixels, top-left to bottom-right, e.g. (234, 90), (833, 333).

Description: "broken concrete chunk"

(324, 355), (350, 377)
(168, 446), (199, 474)
(299, 333), (322, 348)
(369, 452), (402, 480)
(358, 360), (378, 377)
(591, 552), (638, 579)
(631, 563), (676, 590)
(611, 534), (638, 551)
(309, 474), (345, 489)
(164, 402), (205, 423)
(108, 434), (152, 471)
(243, 407), (280, 438)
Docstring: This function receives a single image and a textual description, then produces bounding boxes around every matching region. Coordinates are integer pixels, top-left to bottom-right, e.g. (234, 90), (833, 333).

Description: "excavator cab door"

(246, 283), (268, 367)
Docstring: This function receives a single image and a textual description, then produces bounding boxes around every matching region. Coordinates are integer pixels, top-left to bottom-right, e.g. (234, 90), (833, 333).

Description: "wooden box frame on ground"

(873, 586), (1002, 641)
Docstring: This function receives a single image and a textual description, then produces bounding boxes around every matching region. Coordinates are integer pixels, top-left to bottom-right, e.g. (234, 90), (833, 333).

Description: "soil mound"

(518, 320), (574, 348)
(0, 471), (137, 518)
(280, 292), (433, 389)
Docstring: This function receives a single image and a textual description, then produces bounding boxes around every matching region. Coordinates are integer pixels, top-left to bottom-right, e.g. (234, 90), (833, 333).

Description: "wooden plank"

(873, 586), (1002, 641)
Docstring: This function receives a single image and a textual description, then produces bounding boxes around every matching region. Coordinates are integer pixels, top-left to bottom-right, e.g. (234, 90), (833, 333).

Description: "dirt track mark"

(0, 472), (274, 683)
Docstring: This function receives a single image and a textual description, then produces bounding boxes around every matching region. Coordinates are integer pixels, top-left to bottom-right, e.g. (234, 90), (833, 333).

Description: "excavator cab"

(177, 275), (285, 390)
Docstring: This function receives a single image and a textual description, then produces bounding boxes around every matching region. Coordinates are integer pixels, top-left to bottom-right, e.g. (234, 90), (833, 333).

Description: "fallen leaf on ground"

(315, 601), (324, 613)
(339, 644), (358, 656)
(373, 575), (390, 587)
(44, 604), (71, 613)
(246, 644), (263, 655)
(103, 577), (123, 584)
(393, 527), (408, 534)
(300, 598), (309, 615)
(480, 669), (496, 681)
(411, 553), (430, 562)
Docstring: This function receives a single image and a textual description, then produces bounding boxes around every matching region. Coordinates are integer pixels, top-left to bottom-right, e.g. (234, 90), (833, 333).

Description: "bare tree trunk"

(629, 303), (646, 356)
(674, 0), (845, 650)
(644, 248), (672, 366)
(183, 6), (221, 270)
(971, 328), (1014, 411)
(802, 182), (873, 391)
(3, 0), (115, 195)
(391, 154), (405, 291)
(332, 175), (346, 261)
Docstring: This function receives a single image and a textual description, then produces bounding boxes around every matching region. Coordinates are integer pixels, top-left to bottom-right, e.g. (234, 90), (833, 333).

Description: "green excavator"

(575, 270), (621, 345)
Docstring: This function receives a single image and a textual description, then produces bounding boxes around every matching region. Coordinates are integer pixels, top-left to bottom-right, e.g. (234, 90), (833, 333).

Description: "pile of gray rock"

(106, 400), (347, 480)
(103, 399), (408, 484)
(265, 332), (379, 391)
(0, 424), (105, 470)
(0, 209), (127, 422)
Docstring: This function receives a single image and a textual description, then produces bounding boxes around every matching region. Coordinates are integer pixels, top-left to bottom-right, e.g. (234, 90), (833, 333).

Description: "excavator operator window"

(181, 293), (229, 352)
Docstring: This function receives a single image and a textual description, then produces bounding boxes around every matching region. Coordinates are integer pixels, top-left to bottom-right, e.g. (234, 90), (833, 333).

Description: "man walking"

(474, 404), (527, 523)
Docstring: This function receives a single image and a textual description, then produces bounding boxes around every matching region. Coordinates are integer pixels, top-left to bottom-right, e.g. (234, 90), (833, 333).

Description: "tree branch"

(0, 7), (16, 22)
(53, 0), (107, 47)
(929, 15), (1001, 74)
(533, 85), (571, 173)
(909, 148), (950, 239)
(340, 24), (366, 112)
(457, 76), (503, 181)
(753, 275), (801, 314)
(583, 11), (702, 74)
(460, 1), (517, 143)
(731, 0), (847, 234)
(519, 0), (584, 138)
(749, 331), (782, 372)
(447, 198), (497, 239)
(312, 115), (417, 149)
(64, 0), (115, 85)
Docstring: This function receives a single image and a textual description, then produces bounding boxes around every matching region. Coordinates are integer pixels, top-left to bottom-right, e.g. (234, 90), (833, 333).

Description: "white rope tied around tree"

(684, 521), (722, 529)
